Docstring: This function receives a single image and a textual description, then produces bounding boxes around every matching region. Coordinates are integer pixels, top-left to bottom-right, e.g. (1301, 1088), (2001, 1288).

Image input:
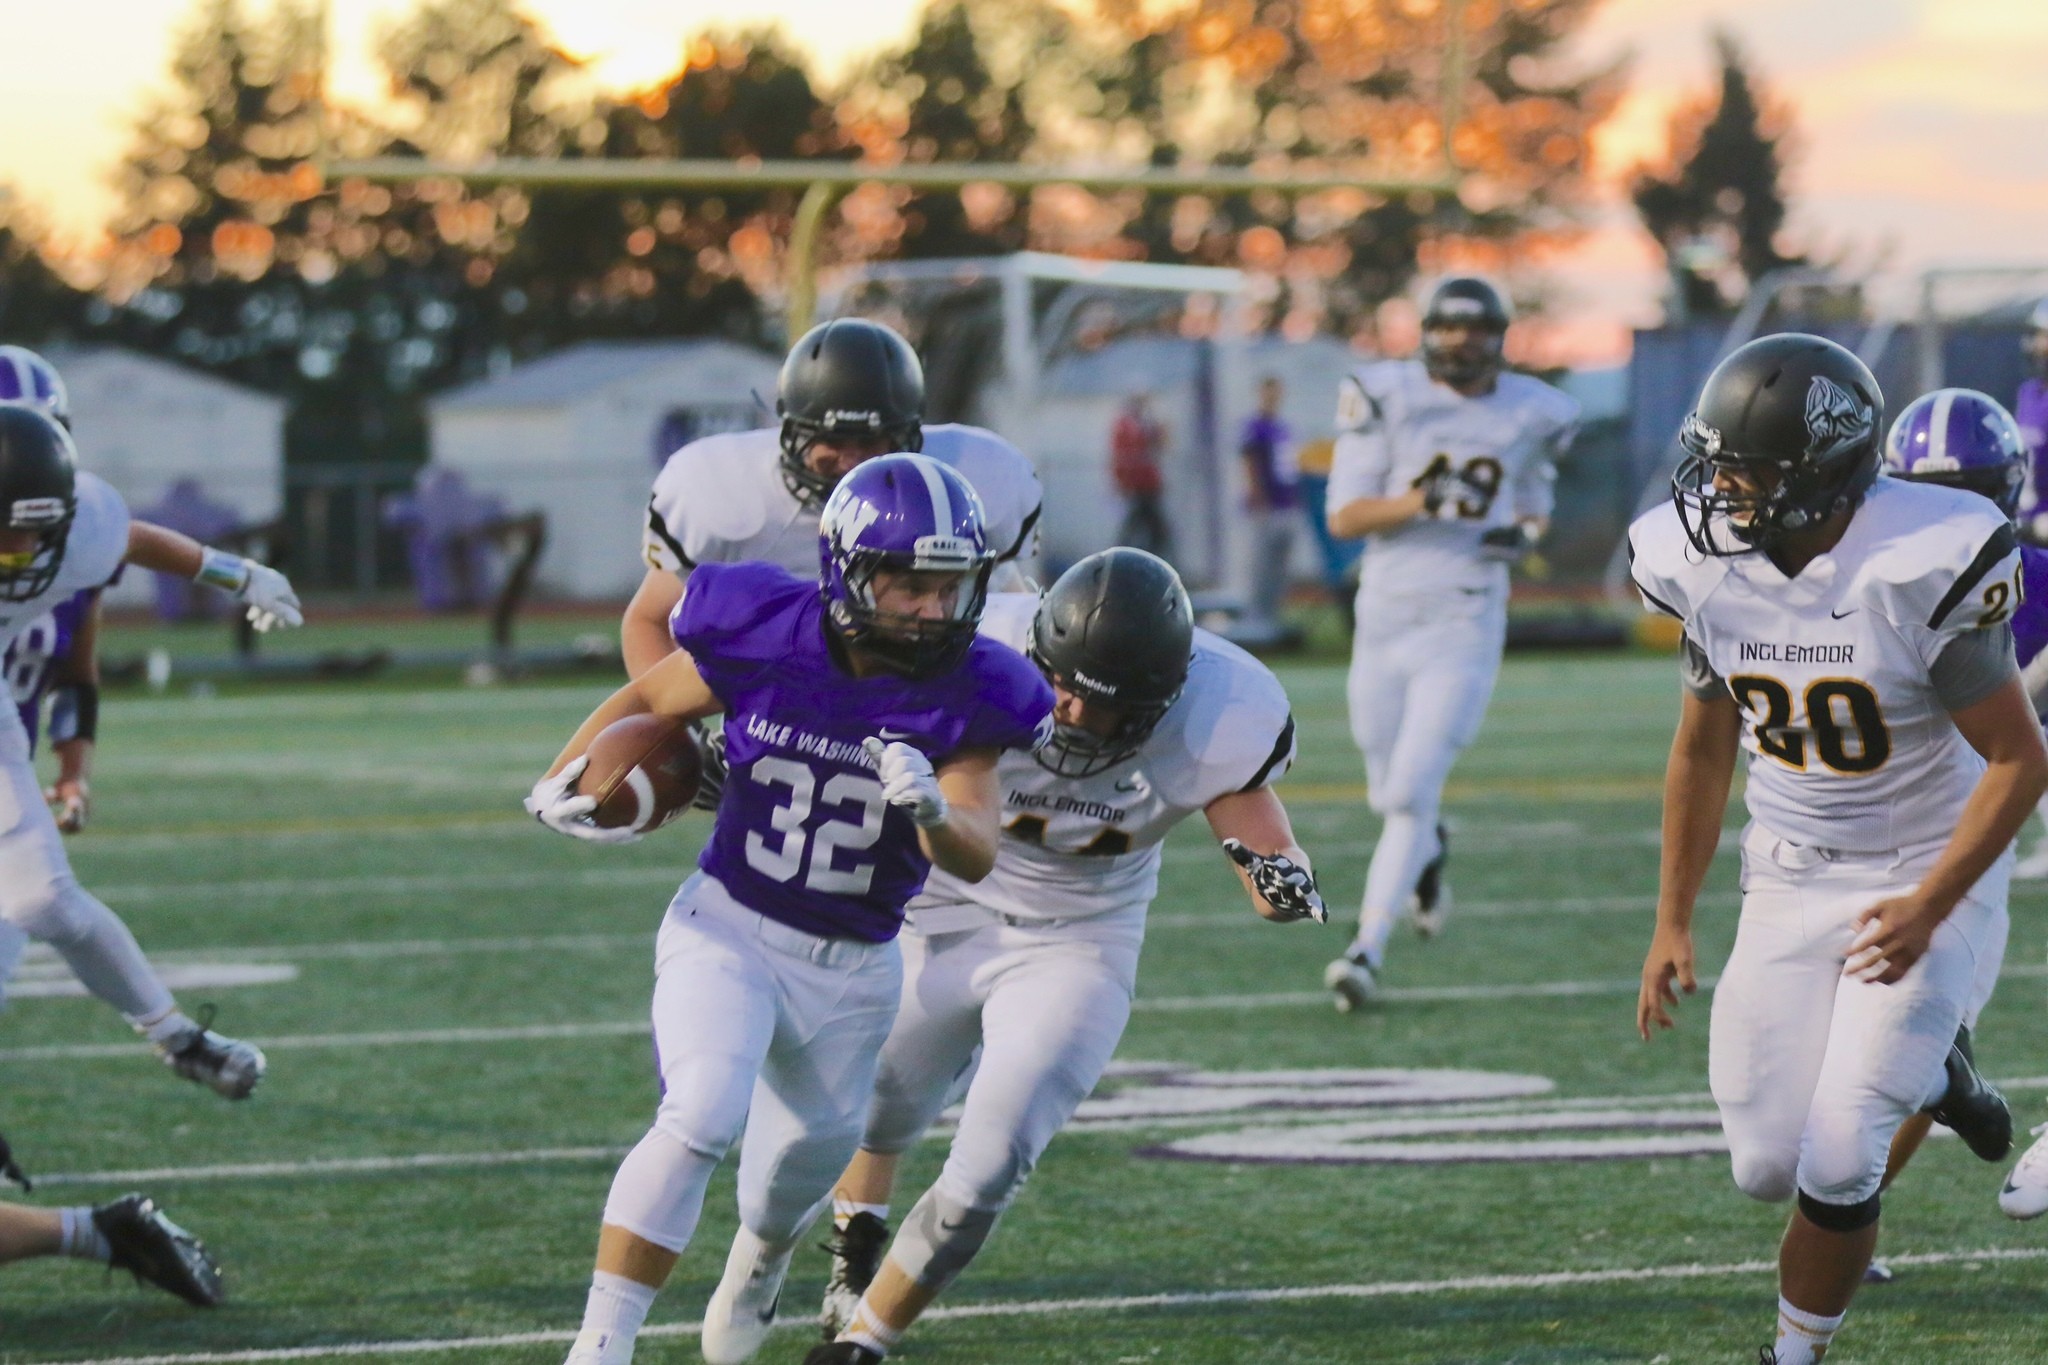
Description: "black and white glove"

(1415, 466), (1461, 518)
(1477, 523), (1539, 563)
(691, 725), (728, 813)
(864, 736), (949, 828)
(524, 756), (641, 845)
(1222, 839), (1327, 923)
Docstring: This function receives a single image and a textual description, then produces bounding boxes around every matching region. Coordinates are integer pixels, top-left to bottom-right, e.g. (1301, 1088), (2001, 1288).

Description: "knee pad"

(892, 1187), (1002, 1293)
(0, 869), (78, 940)
(650, 1055), (753, 1159)
(1797, 1189), (1881, 1233)
(1728, 1149), (1798, 1204)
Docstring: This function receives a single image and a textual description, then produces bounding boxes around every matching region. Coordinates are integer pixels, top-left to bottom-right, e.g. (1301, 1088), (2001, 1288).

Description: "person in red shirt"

(1111, 394), (1171, 560)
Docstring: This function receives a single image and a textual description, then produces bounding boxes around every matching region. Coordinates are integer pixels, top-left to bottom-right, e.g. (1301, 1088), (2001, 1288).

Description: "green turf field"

(6, 651), (2047, 1363)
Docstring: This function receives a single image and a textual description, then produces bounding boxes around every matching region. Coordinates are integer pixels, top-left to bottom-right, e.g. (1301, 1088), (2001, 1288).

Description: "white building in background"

(46, 346), (286, 607)
(428, 339), (779, 599)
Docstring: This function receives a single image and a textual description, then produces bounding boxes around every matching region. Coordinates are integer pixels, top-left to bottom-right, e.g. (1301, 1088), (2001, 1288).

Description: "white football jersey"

(0, 472), (127, 654)
(911, 594), (1296, 929)
(1328, 360), (1579, 598)
(642, 423), (1042, 581)
(1629, 478), (2023, 853)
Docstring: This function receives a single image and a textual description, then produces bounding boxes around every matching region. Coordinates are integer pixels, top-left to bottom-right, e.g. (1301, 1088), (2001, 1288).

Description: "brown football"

(576, 714), (704, 831)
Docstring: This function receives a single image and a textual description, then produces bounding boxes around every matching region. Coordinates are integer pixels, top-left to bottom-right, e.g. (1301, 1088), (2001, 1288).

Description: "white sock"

(136, 1007), (197, 1047)
(834, 1196), (889, 1231)
(571, 1271), (657, 1358)
(841, 1297), (905, 1357)
(1773, 1296), (1844, 1364)
(58, 1207), (110, 1262)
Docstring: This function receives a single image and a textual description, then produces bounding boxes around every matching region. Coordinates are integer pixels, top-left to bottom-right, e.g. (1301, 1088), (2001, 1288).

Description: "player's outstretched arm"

(44, 590), (102, 834)
(868, 742), (1002, 882)
(621, 567), (686, 680)
(1848, 678), (2048, 985)
(125, 520), (302, 632)
(1640, 688), (1740, 1040)
(1204, 787), (1326, 923)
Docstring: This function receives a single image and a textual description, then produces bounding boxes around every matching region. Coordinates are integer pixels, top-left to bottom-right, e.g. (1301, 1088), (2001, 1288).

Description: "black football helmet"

(1672, 333), (1883, 557)
(0, 405), (79, 603)
(1028, 548), (1194, 778)
(1421, 277), (1512, 389)
(777, 319), (925, 508)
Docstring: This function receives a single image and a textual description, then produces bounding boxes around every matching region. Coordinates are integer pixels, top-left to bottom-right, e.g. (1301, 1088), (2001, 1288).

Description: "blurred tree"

(0, 198), (87, 341)
(1632, 32), (1802, 319)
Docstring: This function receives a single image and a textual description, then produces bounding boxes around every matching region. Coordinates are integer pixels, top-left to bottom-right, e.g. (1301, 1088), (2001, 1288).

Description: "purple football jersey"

(2015, 544), (2048, 675)
(672, 561), (1054, 942)
(3, 591), (89, 755)
(2019, 379), (2048, 519)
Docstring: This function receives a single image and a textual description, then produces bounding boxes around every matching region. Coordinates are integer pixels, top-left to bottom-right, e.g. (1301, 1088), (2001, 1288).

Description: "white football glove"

(237, 561), (303, 632)
(1222, 838), (1328, 923)
(524, 755), (641, 845)
(863, 736), (949, 828)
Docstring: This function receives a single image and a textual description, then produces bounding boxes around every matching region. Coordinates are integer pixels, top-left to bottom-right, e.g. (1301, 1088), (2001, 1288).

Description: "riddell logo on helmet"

(822, 409), (883, 428)
(1072, 669), (1119, 696)
(1680, 413), (1723, 458)
(8, 497), (64, 527)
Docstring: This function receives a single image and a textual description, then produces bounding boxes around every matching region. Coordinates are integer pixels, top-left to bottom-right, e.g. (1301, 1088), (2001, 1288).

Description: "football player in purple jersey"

(1884, 388), (2048, 1226)
(525, 454), (1053, 1365)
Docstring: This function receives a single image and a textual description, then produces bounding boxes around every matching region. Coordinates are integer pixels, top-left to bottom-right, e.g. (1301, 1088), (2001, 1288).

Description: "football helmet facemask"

(0, 405), (79, 603)
(1028, 547), (1194, 778)
(818, 453), (993, 678)
(778, 319), (925, 509)
(1671, 333), (1883, 557)
(1420, 277), (1511, 390)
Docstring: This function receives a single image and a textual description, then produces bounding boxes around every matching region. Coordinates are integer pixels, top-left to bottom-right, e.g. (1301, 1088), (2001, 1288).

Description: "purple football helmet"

(0, 347), (69, 428)
(818, 452), (994, 676)
(1884, 388), (2028, 520)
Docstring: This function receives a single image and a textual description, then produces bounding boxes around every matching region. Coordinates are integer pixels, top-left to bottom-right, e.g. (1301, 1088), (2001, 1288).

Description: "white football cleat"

(701, 1228), (793, 1364)
(1999, 1123), (2048, 1220)
(565, 1327), (636, 1365)
(1323, 952), (1378, 1012)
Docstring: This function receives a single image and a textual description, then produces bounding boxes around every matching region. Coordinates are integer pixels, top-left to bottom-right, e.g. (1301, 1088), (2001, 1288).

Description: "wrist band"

(195, 546), (251, 593)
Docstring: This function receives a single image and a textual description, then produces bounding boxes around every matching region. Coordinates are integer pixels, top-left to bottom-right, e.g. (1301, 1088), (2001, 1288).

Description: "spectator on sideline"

(1292, 434), (1362, 626)
(2017, 300), (2048, 544)
(1238, 375), (1300, 633)
(1111, 393), (1171, 560)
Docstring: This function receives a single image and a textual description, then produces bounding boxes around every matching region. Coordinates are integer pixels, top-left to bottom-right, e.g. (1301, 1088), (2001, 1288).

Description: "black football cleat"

(819, 1211), (890, 1339)
(803, 1344), (885, 1365)
(0, 1127), (29, 1191)
(93, 1193), (225, 1307)
(1926, 1026), (2013, 1162)
(1410, 822), (1451, 939)
(157, 1005), (267, 1100)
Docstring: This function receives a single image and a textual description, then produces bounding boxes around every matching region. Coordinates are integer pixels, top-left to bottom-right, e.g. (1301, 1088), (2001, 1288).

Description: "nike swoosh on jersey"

(1830, 608), (1857, 619)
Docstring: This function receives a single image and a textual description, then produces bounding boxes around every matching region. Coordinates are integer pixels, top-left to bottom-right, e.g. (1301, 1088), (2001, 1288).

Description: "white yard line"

(30, 1147), (629, 1188)
(90, 868), (682, 905)
(40, 1246), (2048, 1365)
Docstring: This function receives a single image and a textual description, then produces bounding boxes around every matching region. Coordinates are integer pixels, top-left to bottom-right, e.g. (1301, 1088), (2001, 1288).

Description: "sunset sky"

(2, 0), (2044, 361)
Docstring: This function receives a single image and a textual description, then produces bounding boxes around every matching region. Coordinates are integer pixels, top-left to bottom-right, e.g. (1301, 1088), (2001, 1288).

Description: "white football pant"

(862, 910), (1141, 1217)
(601, 872), (902, 1256)
(1710, 825), (2009, 1209)
(0, 704), (173, 1020)
(1346, 588), (1506, 961)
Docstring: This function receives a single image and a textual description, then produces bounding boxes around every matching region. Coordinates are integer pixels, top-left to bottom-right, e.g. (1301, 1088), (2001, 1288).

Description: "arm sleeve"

(642, 494), (692, 575)
(1327, 378), (1392, 509)
(1511, 414), (1576, 522)
(1930, 623), (2019, 712)
(1680, 632), (1724, 700)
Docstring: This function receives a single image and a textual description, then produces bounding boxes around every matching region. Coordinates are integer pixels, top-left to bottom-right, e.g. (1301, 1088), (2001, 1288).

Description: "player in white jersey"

(1630, 336), (2043, 1365)
(623, 318), (1042, 681)
(0, 405), (301, 1098)
(1320, 278), (1579, 1007)
(803, 549), (1325, 1365)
